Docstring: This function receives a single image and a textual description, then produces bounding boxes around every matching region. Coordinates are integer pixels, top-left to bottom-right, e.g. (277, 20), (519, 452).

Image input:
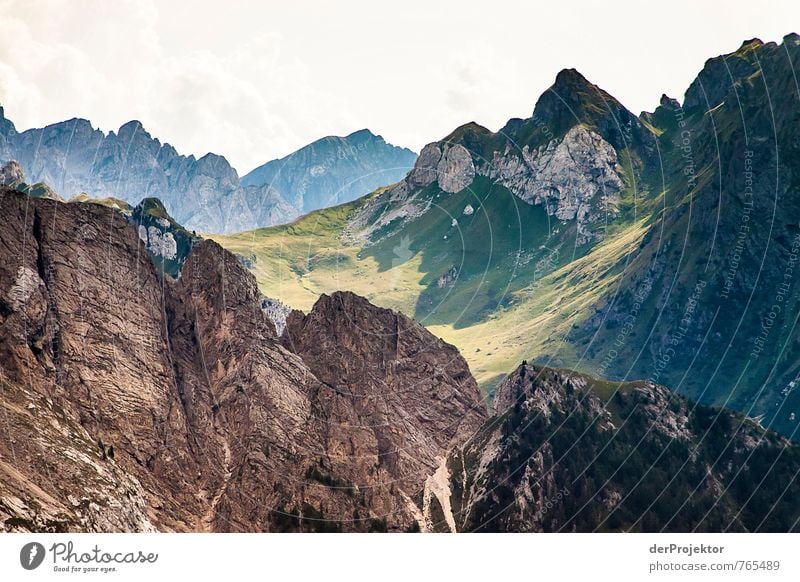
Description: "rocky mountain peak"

(659, 94), (681, 110)
(446, 362), (799, 532)
(0, 188), (485, 531)
(282, 289), (486, 449)
(551, 67), (593, 92)
(117, 119), (149, 138)
(682, 37), (774, 111)
(492, 363), (585, 413)
(0, 105), (15, 133)
(641, 93), (682, 127)
(348, 65), (642, 248)
(0, 159), (25, 187)
(0, 108), (413, 233)
(738, 37), (765, 51)
(241, 129), (416, 213)
(529, 67), (646, 152)
(536, 68), (615, 115)
(345, 128), (382, 144)
(0, 159), (60, 200)
(444, 121), (492, 142)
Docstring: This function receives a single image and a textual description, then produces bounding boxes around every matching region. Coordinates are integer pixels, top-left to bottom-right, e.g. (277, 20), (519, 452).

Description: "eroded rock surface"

(436, 144), (475, 193)
(0, 188), (485, 532)
(445, 364), (800, 532)
(478, 126), (623, 243)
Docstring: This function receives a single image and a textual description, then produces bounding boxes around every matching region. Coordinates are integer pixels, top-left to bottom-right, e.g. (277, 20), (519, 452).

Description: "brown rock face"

(282, 292), (487, 527)
(447, 365), (800, 533)
(0, 188), (486, 532)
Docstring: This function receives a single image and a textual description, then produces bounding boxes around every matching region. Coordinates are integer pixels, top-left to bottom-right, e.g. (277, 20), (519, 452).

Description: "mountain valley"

(212, 34), (800, 438)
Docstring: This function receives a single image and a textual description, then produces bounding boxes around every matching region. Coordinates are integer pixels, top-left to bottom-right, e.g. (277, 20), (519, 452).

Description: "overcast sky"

(1, 0), (796, 173)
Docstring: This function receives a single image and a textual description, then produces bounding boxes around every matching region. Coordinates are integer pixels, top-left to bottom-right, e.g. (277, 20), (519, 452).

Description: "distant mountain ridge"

(0, 107), (415, 233)
(241, 128), (416, 213)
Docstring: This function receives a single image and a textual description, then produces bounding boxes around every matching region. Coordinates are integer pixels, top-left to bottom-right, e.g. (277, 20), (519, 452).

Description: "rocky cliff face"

(478, 125), (624, 244)
(348, 68), (645, 246)
(282, 291), (486, 476)
(0, 188), (484, 532)
(242, 129), (416, 214)
(444, 364), (800, 532)
(565, 33), (800, 436)
(2, 187), (799, 532)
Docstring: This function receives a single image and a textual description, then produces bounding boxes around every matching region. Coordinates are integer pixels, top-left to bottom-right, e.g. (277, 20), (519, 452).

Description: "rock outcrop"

(260, 296), (291, 336)
(435, 144), (475, 194)
(347, 68), (640, 246)
(0, 159), (60, 200)
(130, 198), (199, 277)
(0, 160), (24, 187)
(477, 125), (623, 244)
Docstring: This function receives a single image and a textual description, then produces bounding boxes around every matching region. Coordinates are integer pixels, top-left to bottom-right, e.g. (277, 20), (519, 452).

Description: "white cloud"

(0, 0), (797, 172)
(0, 0), (353, 173)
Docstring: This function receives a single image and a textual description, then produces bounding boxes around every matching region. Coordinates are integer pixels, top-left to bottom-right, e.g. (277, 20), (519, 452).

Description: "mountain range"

(2, 188), (798, 532)
(0, 108), (415, 233)
(213, 33), (800, 439)
(3, 33), (800, 533)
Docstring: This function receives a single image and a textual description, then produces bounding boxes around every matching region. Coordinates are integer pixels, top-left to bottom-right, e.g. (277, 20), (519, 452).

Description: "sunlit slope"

(429, 219), (648, 388)
(211, 178), (648, 392)
(209, 191), (427, 315)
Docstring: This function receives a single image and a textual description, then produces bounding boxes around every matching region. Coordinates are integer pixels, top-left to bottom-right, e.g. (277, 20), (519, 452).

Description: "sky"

(1, 0), (797, 174)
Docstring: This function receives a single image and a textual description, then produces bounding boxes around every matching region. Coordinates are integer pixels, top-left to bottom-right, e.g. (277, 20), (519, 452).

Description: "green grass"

(70, 194), (133, 213)
(210, 192), (429, 315)
(362, 176), (585, 328)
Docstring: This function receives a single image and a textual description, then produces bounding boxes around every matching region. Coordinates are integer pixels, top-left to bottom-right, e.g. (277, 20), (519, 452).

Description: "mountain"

(241, 129), (416, 213)
(0, 187), (484, 531)
(212, 34), (800, 438)
(210, 62), (661, 387)
(3, 186), (800, 533)
(563, 35), (800, 436)
(445, 364), (800, 532)
(0, 159), (60, 200)
(0, 108), (415, 233)
(130, 197), (201, 277)
(0, 111), (295, 233)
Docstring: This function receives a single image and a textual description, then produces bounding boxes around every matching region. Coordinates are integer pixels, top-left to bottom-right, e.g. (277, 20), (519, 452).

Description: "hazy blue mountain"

(241, 129), (416, 213)
(0, 109), (414, 233)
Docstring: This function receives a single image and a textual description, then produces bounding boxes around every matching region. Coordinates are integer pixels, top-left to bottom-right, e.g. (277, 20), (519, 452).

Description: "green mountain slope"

(212, 67), (655, 390)
(214, 34), (800, 438)
(563, 35), (800, 436)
